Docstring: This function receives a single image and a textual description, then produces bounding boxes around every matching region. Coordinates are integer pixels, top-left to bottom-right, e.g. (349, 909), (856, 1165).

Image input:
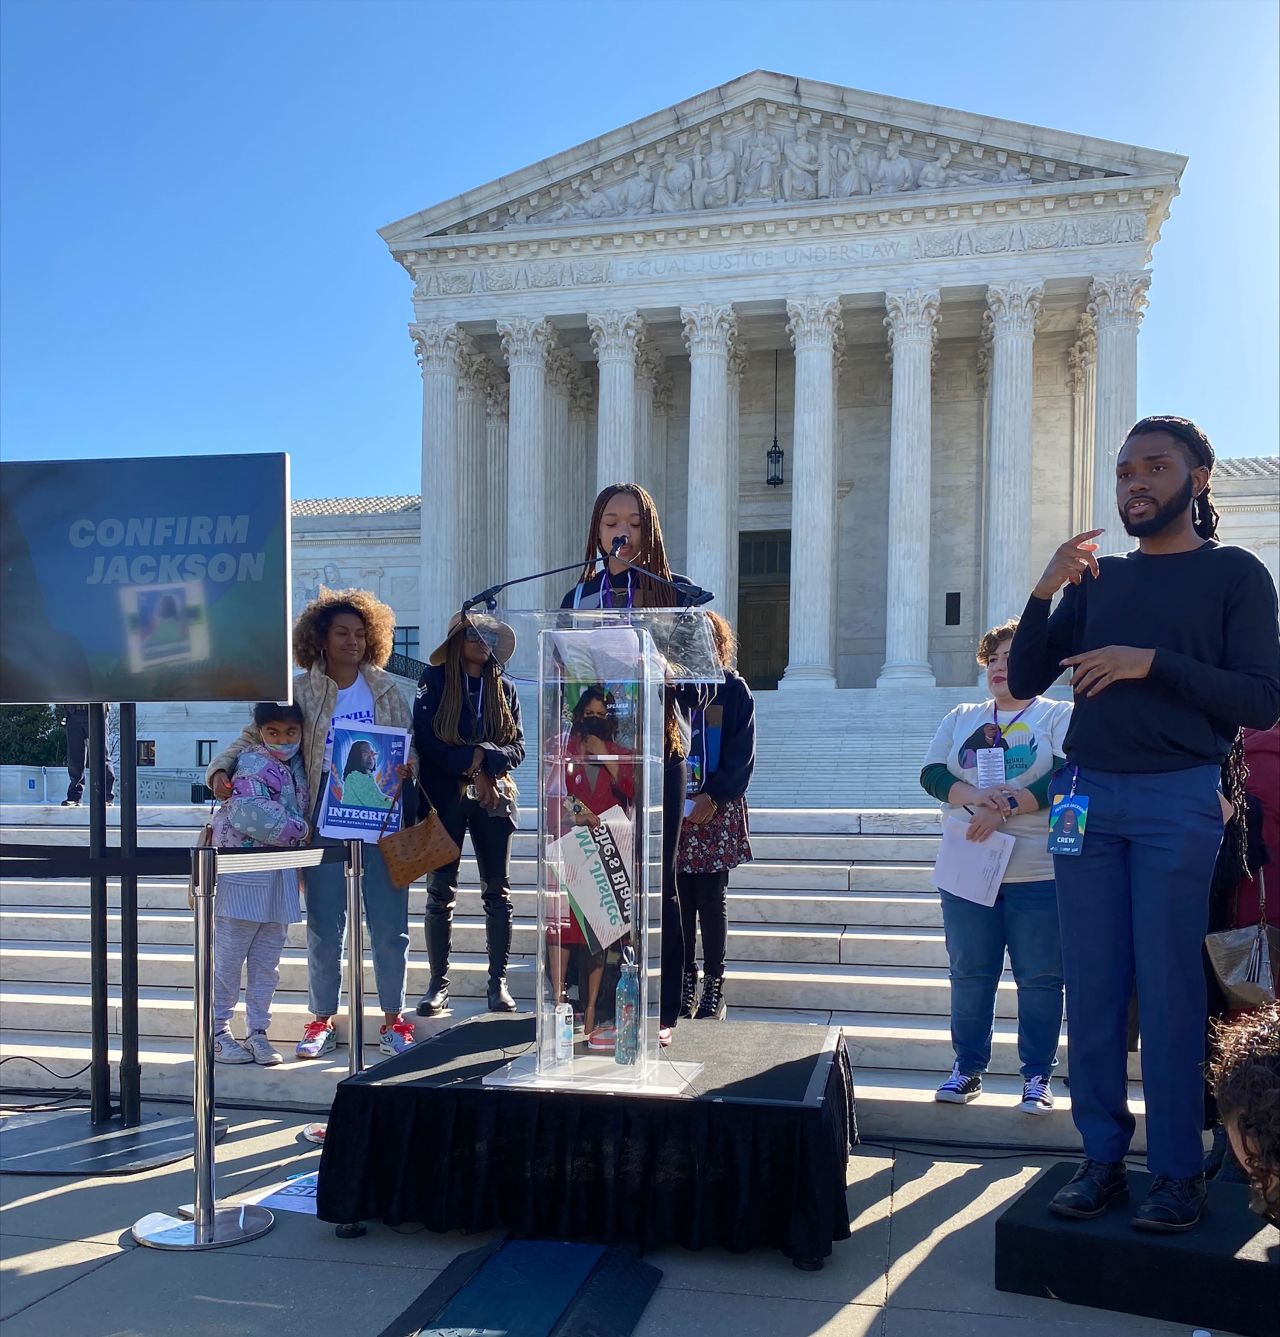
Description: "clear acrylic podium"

(481, 606), (722, 1097)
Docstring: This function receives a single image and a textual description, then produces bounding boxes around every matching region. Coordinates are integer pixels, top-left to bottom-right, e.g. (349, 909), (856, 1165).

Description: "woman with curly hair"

(208, 588), (419, 1059)
(1210, 1002), (1280, 1224)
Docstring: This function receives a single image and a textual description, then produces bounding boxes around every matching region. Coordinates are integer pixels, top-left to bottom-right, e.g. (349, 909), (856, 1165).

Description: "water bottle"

(554, 1003), (574, 1063)
(614, 958), (640, 1065)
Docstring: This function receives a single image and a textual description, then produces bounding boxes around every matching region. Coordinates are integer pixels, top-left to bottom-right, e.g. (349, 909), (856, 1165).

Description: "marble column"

(1088, 273), (1149, 531)
(726, 338), (749, 623)
(497, 316), (553, 604)
(782, 297), (842, 688)
(456, 335), (489, 605)
(410, 319), (461, 643)
(650, 369), (673, 518)
(878, 288), (940, 687)
(484, 373), (509, 586)
(545, 346), (575, 565)
(681, 303), (737, 608)
(983, 281), (1043, 630)
(634, 340), (662, 501)
(569, 374), (594, 544)
(588, 310), (643, 491)
(1068, 313), (1097, 534)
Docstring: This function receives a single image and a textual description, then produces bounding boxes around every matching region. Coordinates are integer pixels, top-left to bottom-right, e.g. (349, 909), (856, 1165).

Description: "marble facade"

(381, 71), (1192, 690)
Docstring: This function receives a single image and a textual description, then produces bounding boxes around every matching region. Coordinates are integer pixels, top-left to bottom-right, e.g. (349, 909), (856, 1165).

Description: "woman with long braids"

(1008, 415), (1280, 1232)
(562, 483), (701, 1045)
(413, 613), (525, 1016)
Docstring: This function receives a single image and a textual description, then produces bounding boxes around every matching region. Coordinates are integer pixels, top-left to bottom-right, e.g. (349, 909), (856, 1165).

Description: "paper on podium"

(544, 626), (643, 684)
(931, 815), (1015, 907)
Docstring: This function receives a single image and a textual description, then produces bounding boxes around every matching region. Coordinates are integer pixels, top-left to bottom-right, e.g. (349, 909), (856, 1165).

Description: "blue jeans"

(941, 878), (1063, 1078)
(1053, 764), (1222, 1179)
(304, 836), (410, 1017)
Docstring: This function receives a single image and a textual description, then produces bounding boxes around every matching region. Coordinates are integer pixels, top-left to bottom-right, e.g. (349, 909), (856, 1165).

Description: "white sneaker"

(1019, 1074), (1054, 1114)
(243, 1030), (283, 1066)
(213, 1031), (252, 1064)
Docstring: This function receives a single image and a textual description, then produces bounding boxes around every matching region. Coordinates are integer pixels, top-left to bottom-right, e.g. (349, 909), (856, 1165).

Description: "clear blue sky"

(2, 0), (1276, 498)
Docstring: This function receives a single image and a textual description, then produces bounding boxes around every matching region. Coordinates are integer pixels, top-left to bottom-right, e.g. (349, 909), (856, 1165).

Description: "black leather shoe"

(487, 978), (516, 1012)
(415, 978), (449, 1016)
(1048, 1160), (1129, 1219)
(1132, 1174), (1205, 1232)
(678, 969), (699, 1019)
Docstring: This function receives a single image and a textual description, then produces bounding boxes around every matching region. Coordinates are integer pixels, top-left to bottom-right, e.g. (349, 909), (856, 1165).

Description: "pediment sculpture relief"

(480, 107), (1085, 233)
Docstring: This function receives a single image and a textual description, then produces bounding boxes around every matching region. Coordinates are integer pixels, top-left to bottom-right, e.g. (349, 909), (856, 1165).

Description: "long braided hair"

(575, 482), (685, 755)
(1127, 415), (1251, 883)
(432, 631), (518, 748)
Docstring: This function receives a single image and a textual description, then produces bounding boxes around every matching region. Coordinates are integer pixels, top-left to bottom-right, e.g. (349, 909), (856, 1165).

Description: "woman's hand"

(966, 804), (1008, 843)
(209, 770), (232, 801)
(573, 803), (602, 830)
(972, 785), (1017, 812)
(473, 771), (500, 811)
(583, 734), (608, 757)
(394, 762), (414, 781)
(685, 793), (718, 826)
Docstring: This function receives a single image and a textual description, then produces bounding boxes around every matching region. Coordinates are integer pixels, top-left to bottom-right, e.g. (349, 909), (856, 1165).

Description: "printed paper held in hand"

(931, 815), (1015, 907)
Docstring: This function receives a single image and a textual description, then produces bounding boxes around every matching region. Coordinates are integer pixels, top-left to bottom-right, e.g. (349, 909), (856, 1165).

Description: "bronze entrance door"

(736, 530), (790, 691)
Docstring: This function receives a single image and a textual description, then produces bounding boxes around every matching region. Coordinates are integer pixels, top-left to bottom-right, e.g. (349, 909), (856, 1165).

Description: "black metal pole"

(118, 703), (141, 1125)
(87, 703), (113, 1124)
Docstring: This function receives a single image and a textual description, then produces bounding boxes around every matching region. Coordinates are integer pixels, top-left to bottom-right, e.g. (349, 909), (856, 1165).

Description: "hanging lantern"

(765, 349), (784, 487)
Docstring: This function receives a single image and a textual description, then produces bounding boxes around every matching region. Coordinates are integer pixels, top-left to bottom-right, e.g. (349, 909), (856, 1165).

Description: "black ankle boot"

(694, 974), (727, 1020)
(678, 968), (699, 1019)
(1132, 1174), (1206, 1232)
(1048, 1160), (1128, 1219)
(487, 978), (516, 1012)
(417, 904), (453, 1016)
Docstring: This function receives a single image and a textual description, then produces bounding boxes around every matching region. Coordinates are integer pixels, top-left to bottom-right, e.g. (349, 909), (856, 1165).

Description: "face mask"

(581, 717), (612, 740)
(265, 741), (300, 761)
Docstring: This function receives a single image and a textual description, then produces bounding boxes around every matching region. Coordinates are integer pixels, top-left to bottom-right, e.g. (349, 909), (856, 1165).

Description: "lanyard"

(1066, 766), (1079, 799)
(992, 702), (1030, 741)
(466, 676), (483, 736)
(600, 569), (634, 609)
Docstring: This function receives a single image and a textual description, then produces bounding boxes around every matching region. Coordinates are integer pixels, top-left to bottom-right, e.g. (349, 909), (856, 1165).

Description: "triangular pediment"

(380, 70), (1184, 249)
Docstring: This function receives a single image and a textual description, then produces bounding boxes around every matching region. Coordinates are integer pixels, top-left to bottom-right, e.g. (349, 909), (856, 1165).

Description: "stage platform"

(995, 1161), (1280, 1337)
(316, 1014), (856, 1264)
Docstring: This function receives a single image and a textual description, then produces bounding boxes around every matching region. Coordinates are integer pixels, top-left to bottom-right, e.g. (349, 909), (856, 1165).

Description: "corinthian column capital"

(985, 280), (1044, 338)
(497, 316), (555, 369)
(786, 296), (843, 351)
(409, 319), (462, 375)
(680, 303), (737, 357)
(587, 310), (644, 364)
(1087, 272), (1150, 330)
(884, 288), (940, 352)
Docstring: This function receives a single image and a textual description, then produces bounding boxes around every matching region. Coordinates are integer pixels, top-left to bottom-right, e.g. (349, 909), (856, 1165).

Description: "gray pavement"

(0, 1101), (1232, 1337)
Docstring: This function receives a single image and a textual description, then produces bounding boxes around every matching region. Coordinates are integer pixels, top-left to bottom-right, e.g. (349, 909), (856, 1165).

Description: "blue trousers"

(304, 837), (410, 1018)
(1053, 764), (1223, 1179)
(940, 879), (1063, 1078)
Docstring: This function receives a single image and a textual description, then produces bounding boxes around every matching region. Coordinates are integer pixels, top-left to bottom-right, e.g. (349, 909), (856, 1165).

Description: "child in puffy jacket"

(211, 702), (310, 1066)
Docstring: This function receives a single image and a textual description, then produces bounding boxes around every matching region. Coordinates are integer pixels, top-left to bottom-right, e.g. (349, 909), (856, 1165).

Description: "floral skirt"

(677, 795), (753, 875)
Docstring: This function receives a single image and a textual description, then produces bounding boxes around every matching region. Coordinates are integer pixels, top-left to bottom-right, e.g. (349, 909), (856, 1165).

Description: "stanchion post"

(346, 839), (365, 1076)
(130, 845), (274, 1249)
(87, 703), (113, 1124)
(191, 844), (218, 1239)
(118, 702), (141, 1126)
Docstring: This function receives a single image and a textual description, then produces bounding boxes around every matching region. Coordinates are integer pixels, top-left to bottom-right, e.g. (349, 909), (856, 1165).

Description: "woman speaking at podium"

(562, 483), (699, 1046)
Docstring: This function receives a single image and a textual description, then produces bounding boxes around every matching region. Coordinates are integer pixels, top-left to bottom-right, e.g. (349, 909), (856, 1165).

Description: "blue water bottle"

(614, 948), (640, 1066)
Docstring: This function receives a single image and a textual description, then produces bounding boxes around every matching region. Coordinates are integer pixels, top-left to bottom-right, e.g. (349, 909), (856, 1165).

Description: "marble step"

(0, 881), (946, 924)
(0, 1031), (1144, 1152)
(2, 908), (888, 965)
(0, 940), (1019, 1016)
(0, 984), (1142, 1081)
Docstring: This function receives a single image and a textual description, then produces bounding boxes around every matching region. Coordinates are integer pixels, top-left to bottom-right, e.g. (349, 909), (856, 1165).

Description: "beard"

(1120, 473), (1195, 538)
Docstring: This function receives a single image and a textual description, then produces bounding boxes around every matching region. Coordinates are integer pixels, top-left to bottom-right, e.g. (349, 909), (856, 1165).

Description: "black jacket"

(689, 668), (756, 805)
(412, 663), (525, 813)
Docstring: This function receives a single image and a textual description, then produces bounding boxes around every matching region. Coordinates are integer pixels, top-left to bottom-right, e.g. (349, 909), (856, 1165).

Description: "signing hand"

(210, 770), (233, 801)
(1061, 646), (1155, 698)
(1033, 529), (1104, 600)
(685, 793), (718, 826)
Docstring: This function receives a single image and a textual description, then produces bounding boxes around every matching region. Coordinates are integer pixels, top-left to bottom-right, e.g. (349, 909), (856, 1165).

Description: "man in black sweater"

(1008, 416), (1280, 1232)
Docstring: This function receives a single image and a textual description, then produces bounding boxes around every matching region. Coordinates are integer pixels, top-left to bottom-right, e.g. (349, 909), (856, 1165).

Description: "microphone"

(610, 535), (629, 555)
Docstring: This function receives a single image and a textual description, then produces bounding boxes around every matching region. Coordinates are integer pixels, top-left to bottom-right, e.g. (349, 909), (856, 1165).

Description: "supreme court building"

(380, 70), (1188, 691)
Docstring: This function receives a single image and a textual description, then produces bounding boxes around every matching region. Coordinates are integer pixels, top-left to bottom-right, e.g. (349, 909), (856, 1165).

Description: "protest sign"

(546, 805), (635, 952)
(318, 722), (409, 843)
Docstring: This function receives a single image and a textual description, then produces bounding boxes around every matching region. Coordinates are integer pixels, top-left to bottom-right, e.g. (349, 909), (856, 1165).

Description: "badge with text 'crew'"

(1047, 792), (1089, 856)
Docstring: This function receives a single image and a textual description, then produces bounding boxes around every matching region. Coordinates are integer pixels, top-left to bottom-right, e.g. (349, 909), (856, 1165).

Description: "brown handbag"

(378, 779), (460, 889)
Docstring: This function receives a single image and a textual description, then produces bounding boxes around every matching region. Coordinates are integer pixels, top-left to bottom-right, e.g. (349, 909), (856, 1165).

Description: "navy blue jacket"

(413, 663), (525, 813)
